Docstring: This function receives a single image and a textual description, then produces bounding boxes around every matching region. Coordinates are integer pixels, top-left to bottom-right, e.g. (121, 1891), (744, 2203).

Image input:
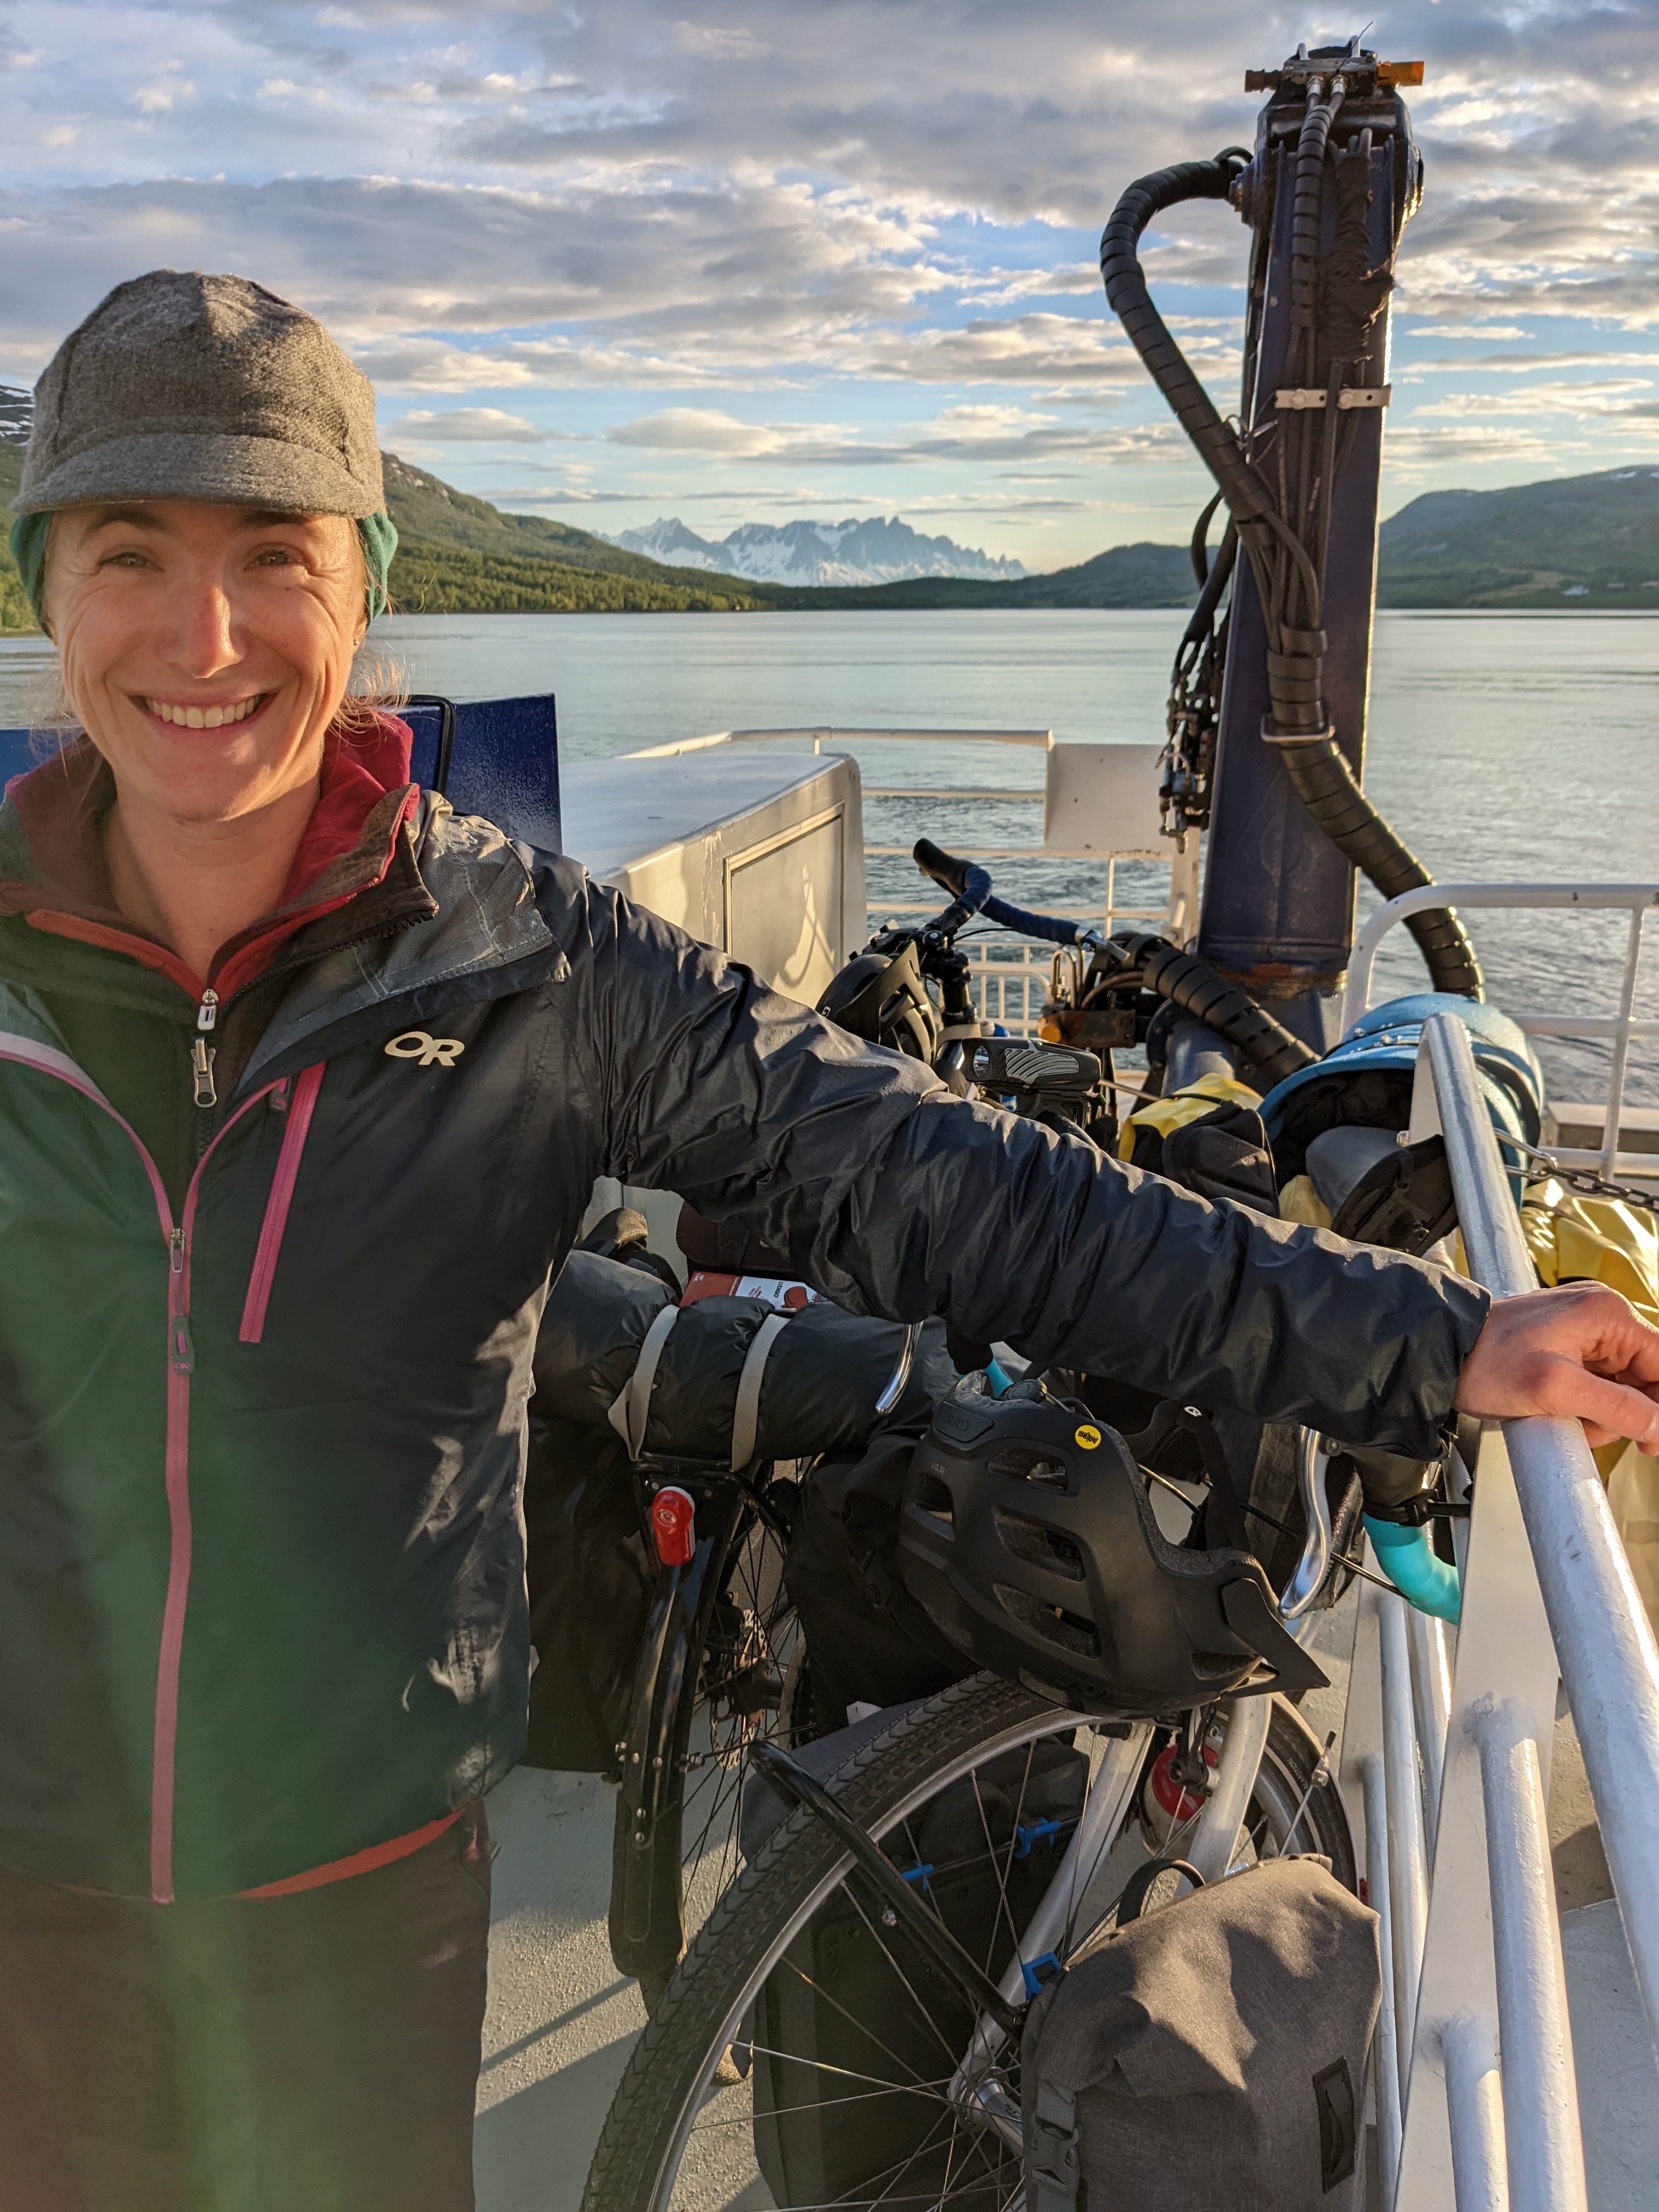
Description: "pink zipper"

(0, 1034), (294, 1903)
(239, 1065), (325, 1344)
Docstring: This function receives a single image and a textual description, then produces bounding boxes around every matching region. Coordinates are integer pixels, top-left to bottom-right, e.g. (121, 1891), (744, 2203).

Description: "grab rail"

(1342, 883), (1659, 1180)
(1372, 1011), (1659, 2211)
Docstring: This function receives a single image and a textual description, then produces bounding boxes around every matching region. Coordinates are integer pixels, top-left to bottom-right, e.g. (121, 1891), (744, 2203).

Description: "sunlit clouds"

(2, 1), (1657, 563)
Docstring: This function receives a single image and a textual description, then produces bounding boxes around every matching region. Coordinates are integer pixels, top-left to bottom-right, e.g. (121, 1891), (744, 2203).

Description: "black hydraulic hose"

(1176, 517), (1237, 674)
(1101, 148), (1483, 1002)
(1100, 154), (1273, 533)
(1270, 740), (1484, 997)
(1188, 489), (1225, 590)
(1113, 932), (1318, 1092)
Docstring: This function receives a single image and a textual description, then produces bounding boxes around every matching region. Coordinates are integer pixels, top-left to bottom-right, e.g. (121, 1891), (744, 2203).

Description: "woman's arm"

(582, 881), (1493, 1457)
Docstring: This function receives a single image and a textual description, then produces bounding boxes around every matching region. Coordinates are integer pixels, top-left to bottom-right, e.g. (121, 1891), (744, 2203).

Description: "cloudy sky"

(2, 1), (1656, 568)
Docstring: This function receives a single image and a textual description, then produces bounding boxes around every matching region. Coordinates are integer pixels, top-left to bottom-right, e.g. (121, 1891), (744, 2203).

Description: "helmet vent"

(913, 1474), (955, 1522)
(988, 1447), (1069, 1491)
(993, 1582), (1099, 1657)
(994, 1508), (1085, 1581)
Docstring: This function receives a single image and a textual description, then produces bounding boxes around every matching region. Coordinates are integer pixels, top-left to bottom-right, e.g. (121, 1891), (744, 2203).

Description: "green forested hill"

(381, 453), (778, 606)
(1376, 467), (1659, 608)
(389, 535), (769, 613)
(0, 441), (33, 633)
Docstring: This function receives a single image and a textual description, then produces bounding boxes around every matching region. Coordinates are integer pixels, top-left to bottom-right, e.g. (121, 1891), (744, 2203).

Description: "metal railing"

(1349, 1009), (1659, 2210)
(627, 727), (1194, 1038)
(1344, 884), (1659, 1180)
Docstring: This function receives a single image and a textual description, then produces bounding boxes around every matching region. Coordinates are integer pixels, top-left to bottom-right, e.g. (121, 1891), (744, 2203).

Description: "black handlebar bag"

(1022, 1855), (1380, 2212)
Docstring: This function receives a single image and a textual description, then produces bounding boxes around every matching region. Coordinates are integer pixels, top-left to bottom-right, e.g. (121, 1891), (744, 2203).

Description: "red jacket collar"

(0, 713), (420, 1002)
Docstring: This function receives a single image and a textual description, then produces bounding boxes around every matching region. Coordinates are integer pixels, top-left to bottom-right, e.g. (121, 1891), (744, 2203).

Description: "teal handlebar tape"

(1364, 1515), (1463, 1624)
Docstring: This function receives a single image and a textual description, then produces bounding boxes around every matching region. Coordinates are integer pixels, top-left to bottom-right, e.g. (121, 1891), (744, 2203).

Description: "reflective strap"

(606, 1302), (682, 1462)
(730, 1312), (790, 1472)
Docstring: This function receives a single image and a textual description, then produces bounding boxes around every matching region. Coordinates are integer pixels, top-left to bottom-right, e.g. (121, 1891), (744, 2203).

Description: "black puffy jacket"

(0, 740), (1487, 1900)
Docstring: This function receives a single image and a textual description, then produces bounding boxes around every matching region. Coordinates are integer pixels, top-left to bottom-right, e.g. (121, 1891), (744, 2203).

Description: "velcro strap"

(730, 1311), (790, 1471)
(606, 1302), (682, 1462)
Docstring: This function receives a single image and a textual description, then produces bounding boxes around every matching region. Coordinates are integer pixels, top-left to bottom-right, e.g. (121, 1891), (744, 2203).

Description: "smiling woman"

(8, 275), (403, 983)
(37, 501), (373, 978)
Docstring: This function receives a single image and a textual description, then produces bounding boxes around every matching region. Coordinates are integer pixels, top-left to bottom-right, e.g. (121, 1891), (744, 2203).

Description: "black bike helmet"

(818, 938), (941, 1062)
(898, 1385), (1324, 1717)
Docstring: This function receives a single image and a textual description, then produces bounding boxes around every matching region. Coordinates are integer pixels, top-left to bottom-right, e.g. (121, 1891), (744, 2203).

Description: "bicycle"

(579, 859), (1362, 2209)
(567, 851), (1148, 1997)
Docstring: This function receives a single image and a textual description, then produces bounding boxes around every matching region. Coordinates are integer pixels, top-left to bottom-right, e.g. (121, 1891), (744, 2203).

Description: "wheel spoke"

(586, 1681), (1355, 2212)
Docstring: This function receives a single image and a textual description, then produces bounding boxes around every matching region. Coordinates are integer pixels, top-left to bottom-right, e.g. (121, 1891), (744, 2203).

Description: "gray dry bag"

(1022, 1854), (1380, 2212)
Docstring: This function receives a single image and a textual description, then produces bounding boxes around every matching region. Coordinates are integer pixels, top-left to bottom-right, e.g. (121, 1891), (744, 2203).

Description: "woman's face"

(42, 501), (366, 825)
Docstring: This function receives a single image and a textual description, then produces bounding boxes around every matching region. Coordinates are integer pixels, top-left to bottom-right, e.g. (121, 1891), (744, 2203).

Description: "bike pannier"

(1022, 1854), (1379, 2211)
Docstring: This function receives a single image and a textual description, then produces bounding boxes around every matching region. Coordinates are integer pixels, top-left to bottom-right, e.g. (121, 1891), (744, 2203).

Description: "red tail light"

(651, 1486), (696, 1567)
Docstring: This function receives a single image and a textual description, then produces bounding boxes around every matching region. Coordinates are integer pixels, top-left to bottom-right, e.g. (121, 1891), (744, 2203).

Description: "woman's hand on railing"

(1455, 1282), (1659, 1453)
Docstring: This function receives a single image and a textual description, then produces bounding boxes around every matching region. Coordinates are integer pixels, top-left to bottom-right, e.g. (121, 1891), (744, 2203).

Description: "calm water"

(4, 608), (1656, 1101)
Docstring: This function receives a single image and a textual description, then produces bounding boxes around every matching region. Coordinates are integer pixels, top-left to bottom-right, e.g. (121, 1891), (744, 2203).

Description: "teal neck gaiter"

(7, 511), (399, 631)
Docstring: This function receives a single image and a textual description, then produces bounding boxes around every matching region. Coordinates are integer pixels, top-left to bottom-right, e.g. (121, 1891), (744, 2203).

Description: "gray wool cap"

(15, 269), (385, 517)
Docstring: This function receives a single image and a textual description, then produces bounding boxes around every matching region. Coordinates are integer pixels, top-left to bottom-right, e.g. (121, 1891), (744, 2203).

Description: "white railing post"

(1379, 1592), (1431, 2065)
(1440, 2012), (1509, 2212)
(1476, 1698), (1587, 2212)
(1407, 1607), (1454, 1854)
(1425, 1011), (1659, 2053)
(1364, 1748), (1405, 2198)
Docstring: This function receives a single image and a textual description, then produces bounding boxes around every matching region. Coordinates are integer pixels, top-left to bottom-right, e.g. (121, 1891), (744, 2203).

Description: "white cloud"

(132, 77), (193, 115)
(673, 22), (765, 59)
(1405, 352), (1659, 376)
(607, 407), (788, 454)
(384, 405), (554, 441)
(1417, 379), (1657, 418)
(1404, 324), (1531, 341)
(3, 0), (1659, 557)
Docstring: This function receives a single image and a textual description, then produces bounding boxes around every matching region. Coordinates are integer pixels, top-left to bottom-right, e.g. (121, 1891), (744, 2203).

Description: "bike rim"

(643, 1698), (1345, 2210)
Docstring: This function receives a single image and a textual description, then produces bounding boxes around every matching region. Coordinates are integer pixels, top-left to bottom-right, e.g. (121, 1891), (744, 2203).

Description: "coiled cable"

(1100, 131), (1482, 1000)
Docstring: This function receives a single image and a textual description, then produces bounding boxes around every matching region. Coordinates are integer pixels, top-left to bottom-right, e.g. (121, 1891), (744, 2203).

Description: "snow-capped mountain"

(610, 515), (1026, 588)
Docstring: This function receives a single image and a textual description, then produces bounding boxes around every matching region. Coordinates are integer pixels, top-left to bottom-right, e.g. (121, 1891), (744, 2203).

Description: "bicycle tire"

(582, 1674), (1351, 2211)
(619, 1483), (809, 1993)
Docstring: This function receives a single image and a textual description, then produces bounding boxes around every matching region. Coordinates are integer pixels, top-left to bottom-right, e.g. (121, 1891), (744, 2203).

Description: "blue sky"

(3, 1), (1657, 569)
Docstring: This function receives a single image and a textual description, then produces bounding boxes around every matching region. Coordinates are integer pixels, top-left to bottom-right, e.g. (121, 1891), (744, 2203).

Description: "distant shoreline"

(8, 601), (1659, 642)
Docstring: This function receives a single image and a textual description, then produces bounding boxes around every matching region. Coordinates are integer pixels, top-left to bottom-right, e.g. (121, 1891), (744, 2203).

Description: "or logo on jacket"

(385, 1030), (465, 1067)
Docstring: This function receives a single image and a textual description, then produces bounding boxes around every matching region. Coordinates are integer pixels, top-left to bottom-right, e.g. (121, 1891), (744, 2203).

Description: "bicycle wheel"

(583, 1674), (1352, 2212)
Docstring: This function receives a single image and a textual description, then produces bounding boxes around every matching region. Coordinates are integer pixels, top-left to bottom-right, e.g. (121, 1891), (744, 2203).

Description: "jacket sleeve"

(567, 871), (1489, 1460)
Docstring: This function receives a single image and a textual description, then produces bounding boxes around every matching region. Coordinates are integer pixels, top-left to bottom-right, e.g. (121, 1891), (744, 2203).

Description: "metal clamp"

(1274, 385), (1391, 409)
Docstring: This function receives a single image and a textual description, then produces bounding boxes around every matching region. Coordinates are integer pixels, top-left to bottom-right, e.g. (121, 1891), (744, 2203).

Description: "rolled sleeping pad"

(533, 1249), (955, 1462)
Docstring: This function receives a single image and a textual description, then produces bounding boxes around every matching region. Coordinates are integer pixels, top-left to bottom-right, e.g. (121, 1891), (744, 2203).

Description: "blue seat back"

(0, 690), (561, 854)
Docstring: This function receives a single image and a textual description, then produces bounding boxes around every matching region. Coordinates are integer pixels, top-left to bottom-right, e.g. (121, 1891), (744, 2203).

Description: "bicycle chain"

(1500, 1134), (1659, 1215)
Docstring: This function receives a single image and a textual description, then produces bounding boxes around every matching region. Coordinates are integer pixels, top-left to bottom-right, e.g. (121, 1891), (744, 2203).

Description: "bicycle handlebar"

(912, 840), (1101, 950)
(911, 838), (992, 937)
